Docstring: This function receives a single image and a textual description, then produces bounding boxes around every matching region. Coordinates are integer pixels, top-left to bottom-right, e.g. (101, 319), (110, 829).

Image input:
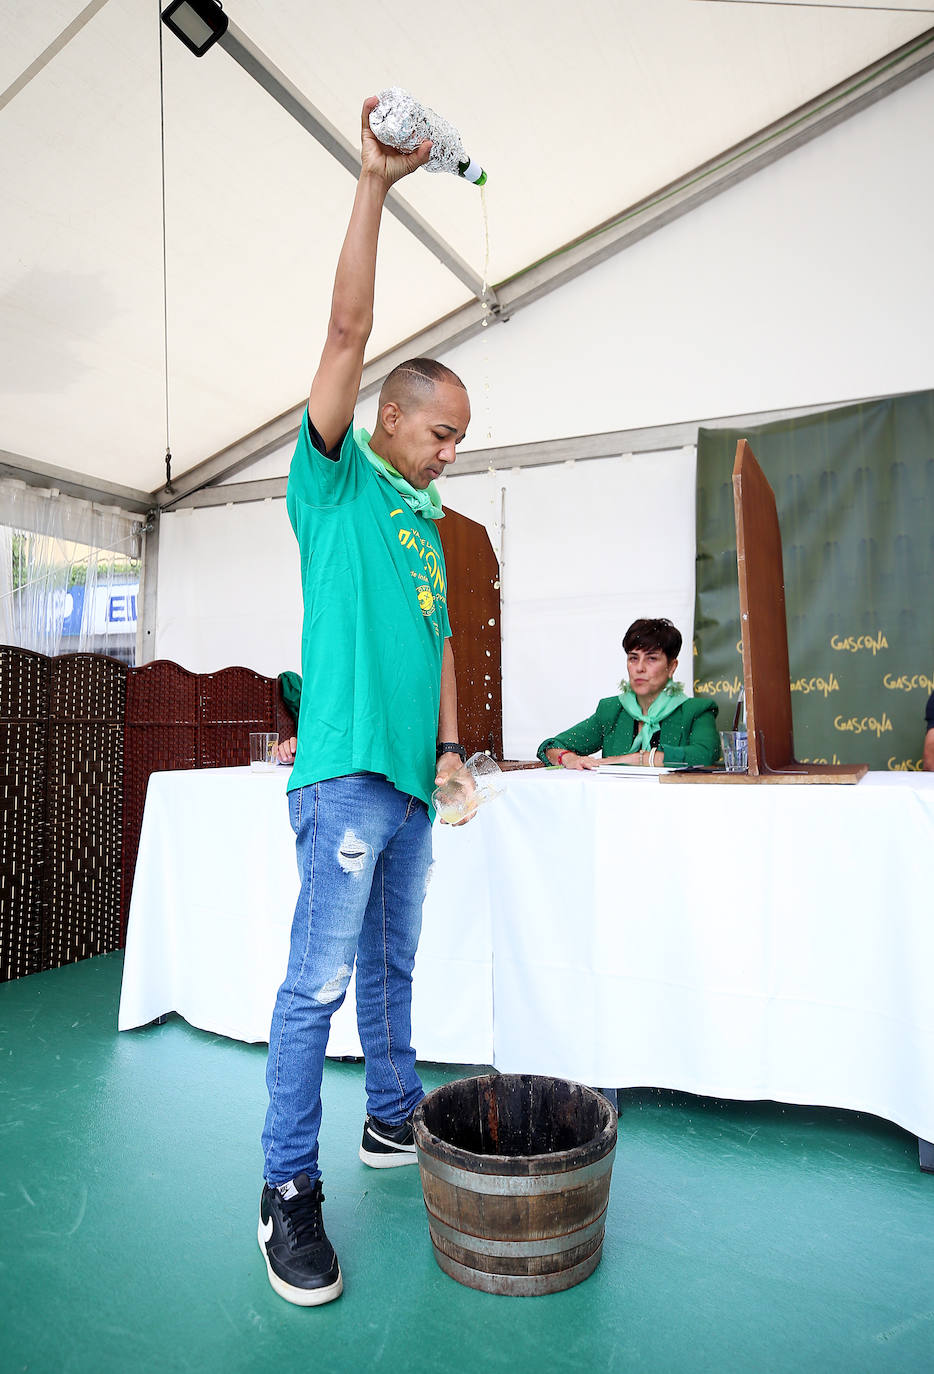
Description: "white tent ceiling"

(2, 0), (933, 507)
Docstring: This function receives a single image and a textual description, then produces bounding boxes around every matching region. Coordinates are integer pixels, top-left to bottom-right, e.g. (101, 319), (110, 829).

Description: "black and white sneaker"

(258, 1174), (343, 1306)
(359, 1113), (419, 1168)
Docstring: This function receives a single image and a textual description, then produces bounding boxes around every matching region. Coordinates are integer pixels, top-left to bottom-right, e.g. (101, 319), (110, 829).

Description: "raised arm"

(308, 97), (432, 452)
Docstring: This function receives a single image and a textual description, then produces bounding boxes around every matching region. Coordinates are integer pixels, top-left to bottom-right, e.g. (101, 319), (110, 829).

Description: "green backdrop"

(693, 390), (934, 771)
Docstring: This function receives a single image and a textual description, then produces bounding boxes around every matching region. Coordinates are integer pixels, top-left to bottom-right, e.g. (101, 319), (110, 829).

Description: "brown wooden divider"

(438, 505), (503, 759)
(1, 647), (52, 981)
(1, 649), (130, 980)
(47, 653), (126, 969)
(0, 649), (293, 980)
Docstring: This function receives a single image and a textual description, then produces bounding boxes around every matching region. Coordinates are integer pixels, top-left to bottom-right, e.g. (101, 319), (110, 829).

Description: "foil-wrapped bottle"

(368, 87), (487, 186)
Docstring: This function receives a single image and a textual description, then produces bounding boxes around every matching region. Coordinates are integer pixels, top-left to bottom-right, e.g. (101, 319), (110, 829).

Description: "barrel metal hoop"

(427, 1206), (608, 1258)
(431, 1242), (604, 1296)
(417, 1146), (615, 1196)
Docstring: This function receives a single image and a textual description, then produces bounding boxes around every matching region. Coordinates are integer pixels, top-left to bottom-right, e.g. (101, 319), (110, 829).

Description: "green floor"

(2, 954), (933, 1374)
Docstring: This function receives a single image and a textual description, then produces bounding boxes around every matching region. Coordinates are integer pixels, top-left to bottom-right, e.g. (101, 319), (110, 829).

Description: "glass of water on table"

(250, 732), (279, 772)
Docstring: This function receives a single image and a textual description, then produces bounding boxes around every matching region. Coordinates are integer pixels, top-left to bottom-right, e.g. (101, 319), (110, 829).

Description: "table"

(119, 767), (934, 1146)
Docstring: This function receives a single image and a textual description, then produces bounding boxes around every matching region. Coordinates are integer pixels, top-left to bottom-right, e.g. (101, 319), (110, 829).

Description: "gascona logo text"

(882, 672), (934, 693)
(833, 713), (893, 737)
(830, 633), (888, 656)
(694, 676), (743, 698)
(790, 674), (839, 698)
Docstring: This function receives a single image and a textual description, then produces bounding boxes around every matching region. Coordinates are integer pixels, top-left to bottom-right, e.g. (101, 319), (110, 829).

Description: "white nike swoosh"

(368, 1128), (416, 1150)
(259, 1215), (274, 1244)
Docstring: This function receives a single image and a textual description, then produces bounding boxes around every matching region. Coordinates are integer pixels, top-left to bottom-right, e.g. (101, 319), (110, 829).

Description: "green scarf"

(618, 680), (685, 753)
(354, 427), (444, 521)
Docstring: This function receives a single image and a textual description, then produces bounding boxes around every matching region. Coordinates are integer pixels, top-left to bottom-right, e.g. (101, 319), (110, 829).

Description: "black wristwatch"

(436, 741), (466, 762)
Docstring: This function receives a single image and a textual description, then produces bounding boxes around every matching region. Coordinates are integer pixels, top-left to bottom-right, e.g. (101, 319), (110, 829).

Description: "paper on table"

(596, 763), (688, 775)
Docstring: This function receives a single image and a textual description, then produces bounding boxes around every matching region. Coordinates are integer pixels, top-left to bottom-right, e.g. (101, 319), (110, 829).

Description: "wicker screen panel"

(0, 647), (50, 981)
(126, 658), (199, 723)
(199, 666), (277, 768)
(0, 643), (49, 720)
(121, 661), (201, 940)
(2, 649), (287, 975)
(48, 649), (127, 723)
(45, 654), (127, 969)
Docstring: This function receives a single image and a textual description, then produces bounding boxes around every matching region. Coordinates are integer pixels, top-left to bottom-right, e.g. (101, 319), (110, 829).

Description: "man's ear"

(381, 400), (400, 434)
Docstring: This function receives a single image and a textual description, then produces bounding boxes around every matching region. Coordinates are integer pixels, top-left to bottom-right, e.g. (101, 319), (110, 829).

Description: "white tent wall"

(153, 70), (934, 756)
(155, 500), (302, 680)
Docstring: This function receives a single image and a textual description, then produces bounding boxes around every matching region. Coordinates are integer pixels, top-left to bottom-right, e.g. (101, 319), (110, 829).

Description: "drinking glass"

(432, 753), (504, 823)
(250, 732), (279, 772)
(719, 731), (748, 773)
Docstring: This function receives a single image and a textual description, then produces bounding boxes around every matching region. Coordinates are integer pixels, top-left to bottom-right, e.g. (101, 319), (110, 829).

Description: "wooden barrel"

(413, 1073), (617, 1296)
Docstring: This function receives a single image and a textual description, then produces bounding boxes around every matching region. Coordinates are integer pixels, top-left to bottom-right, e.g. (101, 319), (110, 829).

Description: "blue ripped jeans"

(262, 774), (432, 1185)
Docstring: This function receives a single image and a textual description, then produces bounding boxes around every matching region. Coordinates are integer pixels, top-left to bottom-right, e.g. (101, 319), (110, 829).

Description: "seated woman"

(537, 618), (720, 769)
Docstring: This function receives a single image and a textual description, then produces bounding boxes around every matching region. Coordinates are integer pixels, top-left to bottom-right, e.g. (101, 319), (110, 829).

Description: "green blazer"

(537, 694), (720, 767)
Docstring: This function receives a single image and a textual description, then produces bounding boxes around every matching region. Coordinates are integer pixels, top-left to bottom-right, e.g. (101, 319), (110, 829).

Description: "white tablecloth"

(119, 767), (934, 1142)
(117, 767), (494, 1062)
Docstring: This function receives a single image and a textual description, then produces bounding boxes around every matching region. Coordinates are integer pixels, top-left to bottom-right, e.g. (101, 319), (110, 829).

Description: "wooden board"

(664, 439), (867, 786)
(662, 765), (868, 785)
(438, 506), (503, 759)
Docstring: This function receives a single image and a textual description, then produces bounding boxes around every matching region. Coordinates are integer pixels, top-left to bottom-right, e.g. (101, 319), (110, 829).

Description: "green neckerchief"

(618, 679), (685, 753)
(354, 427), (444, 521)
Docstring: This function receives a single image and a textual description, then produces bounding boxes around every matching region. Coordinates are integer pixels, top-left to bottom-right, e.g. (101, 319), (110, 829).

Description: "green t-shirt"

(286, 413), (451, 805)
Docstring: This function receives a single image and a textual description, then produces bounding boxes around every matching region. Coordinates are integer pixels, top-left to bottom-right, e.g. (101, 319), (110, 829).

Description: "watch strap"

(436, 741), (466, 762)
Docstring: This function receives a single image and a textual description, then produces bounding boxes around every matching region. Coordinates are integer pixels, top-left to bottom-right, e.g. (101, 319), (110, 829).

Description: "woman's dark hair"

(622, 618), (682, 663)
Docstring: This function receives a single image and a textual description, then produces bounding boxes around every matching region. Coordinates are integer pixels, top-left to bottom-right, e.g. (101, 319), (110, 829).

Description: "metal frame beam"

(0, 0), (113, 113)
(154, 299), (493, 508)
(163, 391), (899, 510)
(0, 447), (153, 515)
(154, 25), (934, 508)
(168, 477), (287, 510)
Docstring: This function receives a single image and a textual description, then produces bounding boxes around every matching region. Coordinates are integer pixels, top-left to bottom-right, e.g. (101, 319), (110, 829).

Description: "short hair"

(379, 357), (466, 411)
(622, 618), (682, 662)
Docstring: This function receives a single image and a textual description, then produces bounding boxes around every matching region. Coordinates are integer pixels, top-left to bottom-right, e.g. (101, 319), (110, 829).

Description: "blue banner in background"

(61, 585), (85, 635)
(105, 589), (137, 628)
(60, 583), (138, 637)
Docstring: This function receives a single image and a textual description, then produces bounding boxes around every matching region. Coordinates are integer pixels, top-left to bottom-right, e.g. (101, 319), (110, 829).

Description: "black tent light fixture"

(161, 0), (228, 57)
